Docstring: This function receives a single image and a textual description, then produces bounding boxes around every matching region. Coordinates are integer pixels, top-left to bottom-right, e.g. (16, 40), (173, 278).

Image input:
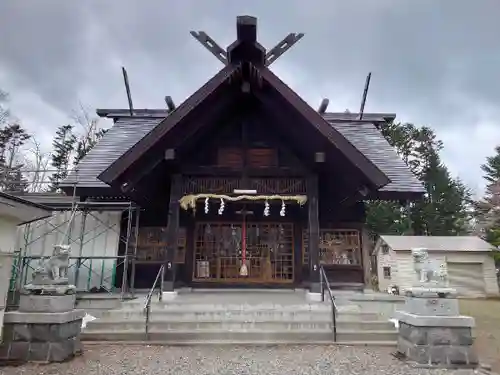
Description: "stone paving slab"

(0, 344), (484, 375)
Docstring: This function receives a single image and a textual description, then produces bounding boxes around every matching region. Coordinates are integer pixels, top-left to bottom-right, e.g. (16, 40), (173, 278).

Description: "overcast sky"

(0, 0), (499, 197)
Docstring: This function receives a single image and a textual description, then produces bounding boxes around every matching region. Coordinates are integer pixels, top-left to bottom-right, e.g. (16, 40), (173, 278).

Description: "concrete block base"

(0, 309), (84, 364)
(19, 294), (76, 313)
(396, 312), (478, 368)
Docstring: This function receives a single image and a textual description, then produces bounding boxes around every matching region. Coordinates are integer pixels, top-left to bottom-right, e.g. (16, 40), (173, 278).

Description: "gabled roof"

(98, 65), (239, 185)
(334, 123), (423, 195)
(61, 117), (161, 189)
(60, 115), (425, 198)
(96, 65), (390, 190)
(379, 235), (497, 252)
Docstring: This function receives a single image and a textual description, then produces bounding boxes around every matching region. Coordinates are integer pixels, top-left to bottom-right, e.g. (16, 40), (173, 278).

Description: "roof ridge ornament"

(190, 16), (304, 67)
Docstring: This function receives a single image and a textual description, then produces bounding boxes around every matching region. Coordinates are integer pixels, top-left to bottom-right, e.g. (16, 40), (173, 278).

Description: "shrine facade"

(59, 16), (425, 292)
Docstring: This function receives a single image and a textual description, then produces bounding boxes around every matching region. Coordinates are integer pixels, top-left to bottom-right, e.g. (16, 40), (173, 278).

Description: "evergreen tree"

(74, 127), (107, 166)
(366, 122), (472, 236)
(0, 123), (31, 192)
(475, 146), (500, 263)
(49, 124), (77, 191)
(411, 150), (472, 235)
(480, 145), (500, 184)
(366, 201), (412, 235)
(365, 122), (418, 235)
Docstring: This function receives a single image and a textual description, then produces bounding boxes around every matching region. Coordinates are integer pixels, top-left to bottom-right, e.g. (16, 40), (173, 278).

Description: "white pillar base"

(306, 291), (322, 302)
(161, 291), (178, 301)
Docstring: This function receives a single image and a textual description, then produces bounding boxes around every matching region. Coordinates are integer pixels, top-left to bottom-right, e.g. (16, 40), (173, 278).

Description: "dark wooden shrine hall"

(60, 16), (425, 292)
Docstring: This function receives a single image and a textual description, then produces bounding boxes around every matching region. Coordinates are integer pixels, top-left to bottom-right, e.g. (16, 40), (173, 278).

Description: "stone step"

(84, 319), (394, 332)
(98, 309), (380, 322)
(81, 329), (397, 343)
(123, 302), (338, 311)
(81, 339), (397, 346)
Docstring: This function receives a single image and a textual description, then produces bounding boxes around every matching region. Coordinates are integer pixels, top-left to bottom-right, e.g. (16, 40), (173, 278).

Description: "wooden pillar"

(361, 226), (372, 287)
(307, 175), (321, 292)
(163, 174), (182, 291)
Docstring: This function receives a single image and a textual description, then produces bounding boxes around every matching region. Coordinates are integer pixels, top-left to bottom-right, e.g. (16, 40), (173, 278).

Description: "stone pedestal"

(394, 287), (478, 368)
(0, 286), (84, 364)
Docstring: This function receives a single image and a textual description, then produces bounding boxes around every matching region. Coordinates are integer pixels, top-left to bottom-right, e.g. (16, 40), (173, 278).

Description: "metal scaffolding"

(5, 172), (142, 307)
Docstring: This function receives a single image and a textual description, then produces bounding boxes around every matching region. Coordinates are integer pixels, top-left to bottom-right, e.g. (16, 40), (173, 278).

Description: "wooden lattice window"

(130, 227), (186, 264)
(193, 222), (294, 283)
(302, 229), (361, 266)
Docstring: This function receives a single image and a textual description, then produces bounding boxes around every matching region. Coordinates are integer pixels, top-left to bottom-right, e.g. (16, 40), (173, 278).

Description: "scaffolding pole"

(121, 203), (133, 300)
(13, 199), (138, 299)
(130, 206), (141, 298)
(73, 210), (87, 290)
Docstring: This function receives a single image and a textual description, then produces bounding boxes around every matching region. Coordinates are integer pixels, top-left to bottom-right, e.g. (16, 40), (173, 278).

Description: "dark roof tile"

(60, 117), (162, 188)
(61, 115), (424, 195)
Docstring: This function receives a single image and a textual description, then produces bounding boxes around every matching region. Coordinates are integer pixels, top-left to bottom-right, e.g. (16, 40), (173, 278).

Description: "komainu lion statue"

(31, 244), (71, 285)
(411, 247), (448, 285)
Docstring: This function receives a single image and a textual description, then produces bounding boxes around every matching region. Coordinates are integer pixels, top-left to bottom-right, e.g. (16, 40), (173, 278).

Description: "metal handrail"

(319, 265), (337, 342)
(143, 263), (165, 337)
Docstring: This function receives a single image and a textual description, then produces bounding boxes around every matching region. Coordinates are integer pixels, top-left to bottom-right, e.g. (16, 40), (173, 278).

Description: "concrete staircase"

(81, 290), (399, 345)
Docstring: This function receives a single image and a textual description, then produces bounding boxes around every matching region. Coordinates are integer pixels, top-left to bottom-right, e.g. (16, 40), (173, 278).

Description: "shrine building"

(14, 16), (425, 295)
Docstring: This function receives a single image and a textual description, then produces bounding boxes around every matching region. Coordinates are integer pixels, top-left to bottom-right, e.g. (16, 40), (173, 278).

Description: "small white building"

(0, 192), (52, 342)
(373, 235), (500, 297)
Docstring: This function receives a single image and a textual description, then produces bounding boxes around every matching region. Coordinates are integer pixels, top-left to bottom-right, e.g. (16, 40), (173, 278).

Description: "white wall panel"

(14, 210), (122, 291)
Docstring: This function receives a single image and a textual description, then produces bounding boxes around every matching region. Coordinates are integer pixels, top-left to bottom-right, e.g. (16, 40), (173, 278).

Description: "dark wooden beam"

(98, 65), (237, 185)
(169, 87), (242, 152)
(119, 158), (164, 193)
(163, 174), (182, 291)
(118, 87), (241, 192)
(265, 33), (304, 67)
(318, 98), (329, 114)
(227, 16), (265, 65)
(251, 106), (312, 173)
(236, 15), (257, 43)
(165, 96), (176, 113)
(122, 67), (134, 116)
(258, 67), (391, 190)
(307, 175), (321, 293)
(241, 117), (249, 188)
(358, 72), (371, 120)
(189, 31), (228, 65)
(181, 166), (305, 177)
(98, 67), (235, 185)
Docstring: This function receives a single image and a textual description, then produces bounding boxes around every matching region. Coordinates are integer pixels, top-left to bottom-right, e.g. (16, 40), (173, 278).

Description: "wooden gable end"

(97, 18), (390, 194)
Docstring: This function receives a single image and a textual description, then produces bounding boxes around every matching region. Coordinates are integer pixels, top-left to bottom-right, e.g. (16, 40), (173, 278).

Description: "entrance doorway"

(192, 222), (294, 284)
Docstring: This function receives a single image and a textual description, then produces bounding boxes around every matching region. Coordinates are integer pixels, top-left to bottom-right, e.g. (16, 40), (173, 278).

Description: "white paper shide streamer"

(280, 200), (286, 217)
(218, 198), (225, 215)
(264, 200), (270, 216)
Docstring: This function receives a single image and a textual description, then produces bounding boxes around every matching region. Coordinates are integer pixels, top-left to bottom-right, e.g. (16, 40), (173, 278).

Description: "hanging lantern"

(204, 197), (209, 214)
(280, 200), (286, 217)
(218, 198), (225, 215)
(264, 200), (270, 216)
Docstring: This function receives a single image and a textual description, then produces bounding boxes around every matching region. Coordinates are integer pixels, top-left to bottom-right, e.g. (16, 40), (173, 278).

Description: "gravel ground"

(0, 345), (484, 375)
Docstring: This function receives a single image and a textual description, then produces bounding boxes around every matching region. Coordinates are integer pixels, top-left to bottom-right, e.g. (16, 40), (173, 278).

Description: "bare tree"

(22, 137), (52, 192)
(71, 102), (107, 166)
(0, 89), (10, 126)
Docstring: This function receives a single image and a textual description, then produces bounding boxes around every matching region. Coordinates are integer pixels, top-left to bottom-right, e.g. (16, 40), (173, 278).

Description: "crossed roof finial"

(190, 15), (304, 67)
